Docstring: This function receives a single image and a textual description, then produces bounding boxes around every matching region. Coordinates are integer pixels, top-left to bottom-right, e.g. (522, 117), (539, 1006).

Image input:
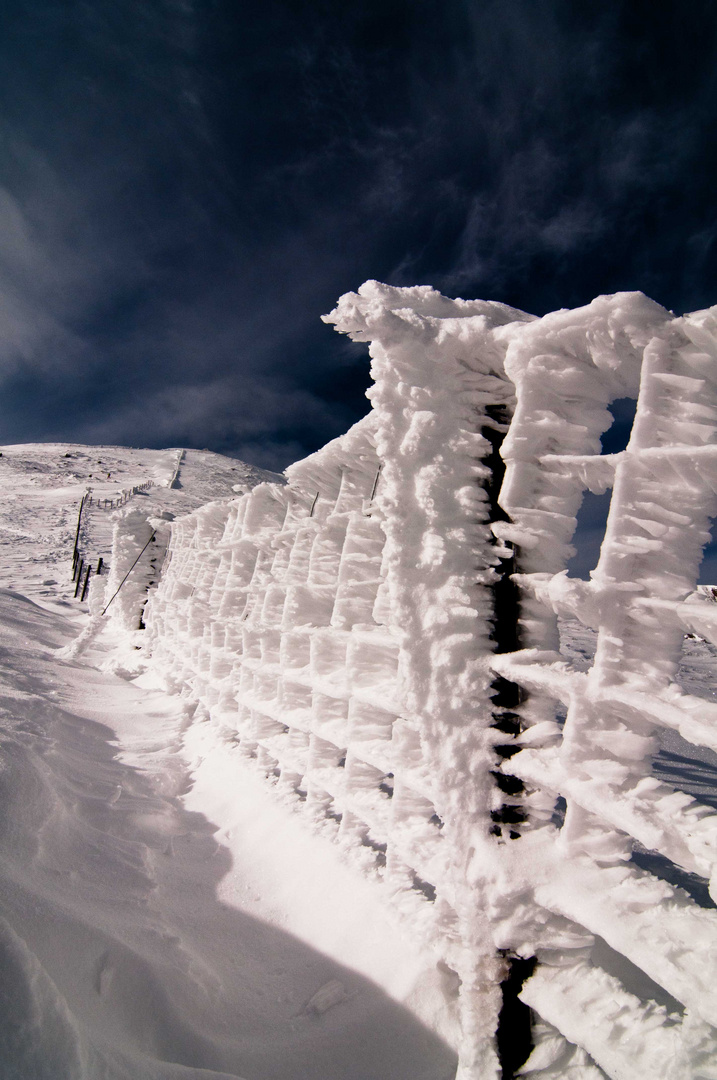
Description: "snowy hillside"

(0, 442), (456, 1080)
(0, 444), (279, 599)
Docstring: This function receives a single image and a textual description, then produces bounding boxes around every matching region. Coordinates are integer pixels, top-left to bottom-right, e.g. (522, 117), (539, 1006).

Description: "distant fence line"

(84, 479), (155, 512)
(70, 479), (155, 602)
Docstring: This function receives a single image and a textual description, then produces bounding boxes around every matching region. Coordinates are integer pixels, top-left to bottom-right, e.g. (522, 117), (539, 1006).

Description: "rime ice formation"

(104, 283), (717, 1079)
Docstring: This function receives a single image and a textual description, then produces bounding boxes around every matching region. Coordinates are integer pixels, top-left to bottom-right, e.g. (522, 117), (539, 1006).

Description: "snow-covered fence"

(98, 509), (171, 628)
(71, 481), (156, 602)
(84, 479), (155, 511)
(484, 296), (717, 1078)
(167, 449), (184, 489)
(142, 282), (717, 1079)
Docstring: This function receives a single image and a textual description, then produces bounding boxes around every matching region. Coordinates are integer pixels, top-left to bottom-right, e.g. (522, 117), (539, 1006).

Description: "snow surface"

(0, 443), (457, 1080)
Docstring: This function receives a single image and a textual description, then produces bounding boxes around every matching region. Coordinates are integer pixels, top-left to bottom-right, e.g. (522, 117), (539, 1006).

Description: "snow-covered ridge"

(118, 282), (717, 1079)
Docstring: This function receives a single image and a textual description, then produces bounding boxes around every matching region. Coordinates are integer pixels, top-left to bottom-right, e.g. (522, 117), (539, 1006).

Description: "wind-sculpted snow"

(135, 282), (717, 1079)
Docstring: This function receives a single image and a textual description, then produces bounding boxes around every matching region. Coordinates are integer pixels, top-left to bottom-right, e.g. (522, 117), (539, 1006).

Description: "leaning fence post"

(80, 565), (92, 602)
(74, 559), (84, 597)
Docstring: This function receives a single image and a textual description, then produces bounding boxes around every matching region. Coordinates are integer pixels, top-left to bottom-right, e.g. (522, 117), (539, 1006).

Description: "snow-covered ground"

(0, 443), (458, 1080)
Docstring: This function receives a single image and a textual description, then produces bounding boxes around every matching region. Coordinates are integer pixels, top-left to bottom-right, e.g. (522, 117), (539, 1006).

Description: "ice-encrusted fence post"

(101, 510), (169, 629)
(168, 449), (184, 489)
(485, 295), (717, 1075)
(323, 281), (536, 1079)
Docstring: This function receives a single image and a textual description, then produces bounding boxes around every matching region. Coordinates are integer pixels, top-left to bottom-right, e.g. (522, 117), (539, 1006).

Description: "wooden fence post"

(74, 559), (84, 597)
(80, 565), (92, 602)
(72, 494), (86, 569)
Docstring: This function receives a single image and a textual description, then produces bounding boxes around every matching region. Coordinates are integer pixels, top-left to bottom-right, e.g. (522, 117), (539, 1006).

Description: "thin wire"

(101, 530), (156, 616)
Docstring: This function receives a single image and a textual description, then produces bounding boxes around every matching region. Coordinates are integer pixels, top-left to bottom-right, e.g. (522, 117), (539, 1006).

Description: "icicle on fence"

(122, 282), (717, 1079)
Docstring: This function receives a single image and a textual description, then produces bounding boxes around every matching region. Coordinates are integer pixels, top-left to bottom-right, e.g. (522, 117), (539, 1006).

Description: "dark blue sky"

(1, 0), (716, 475)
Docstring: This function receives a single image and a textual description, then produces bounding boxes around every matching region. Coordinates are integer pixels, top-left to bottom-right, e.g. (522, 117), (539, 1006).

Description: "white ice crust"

(136, 282), (717, 1079)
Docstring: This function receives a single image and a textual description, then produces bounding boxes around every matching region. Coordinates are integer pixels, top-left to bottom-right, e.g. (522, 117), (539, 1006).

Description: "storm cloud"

(0, 0), (715, 470)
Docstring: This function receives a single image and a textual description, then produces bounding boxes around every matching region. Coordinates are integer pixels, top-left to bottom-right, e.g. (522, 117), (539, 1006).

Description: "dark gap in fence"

(361, 834), (386, 867)
(697, 514), (717, 585)
(496, 955), (536, 1079)
(482, 405), (528, 840)
(410, 871), (436, 902)
(563, 397), (637, 582)
(630, 847), (716, 910)
(550, 794), (567, 829)
(601, 396), (637, 455)
(590, 934), (685, 1015)
(378, 772), (393, 798)
(566, 490), (611, 581)
(482, 405), (521, 656)
(653, 741), (717, 809)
